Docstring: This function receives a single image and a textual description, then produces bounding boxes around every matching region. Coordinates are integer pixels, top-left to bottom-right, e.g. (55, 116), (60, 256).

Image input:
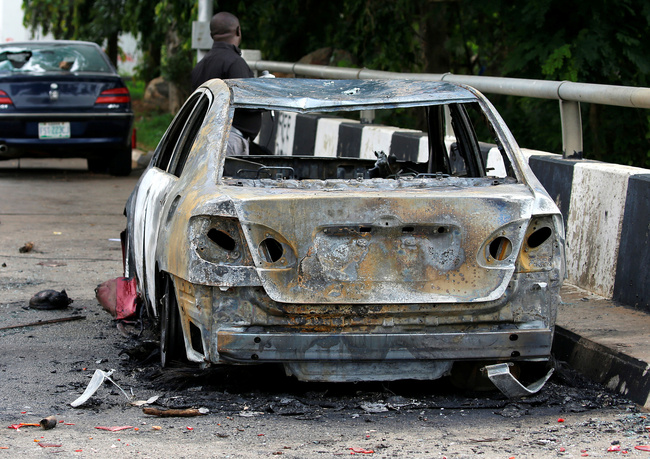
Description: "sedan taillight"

(0, 90), (13, 105)
(95, 87), (130, 104)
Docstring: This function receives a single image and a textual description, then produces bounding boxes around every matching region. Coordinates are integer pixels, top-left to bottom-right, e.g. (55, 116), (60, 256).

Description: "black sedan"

(0, 40), (134, 175)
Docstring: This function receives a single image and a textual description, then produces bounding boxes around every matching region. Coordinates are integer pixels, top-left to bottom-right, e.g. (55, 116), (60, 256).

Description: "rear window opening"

(223, 102), (516, 184)
(0, 43), (112, 74)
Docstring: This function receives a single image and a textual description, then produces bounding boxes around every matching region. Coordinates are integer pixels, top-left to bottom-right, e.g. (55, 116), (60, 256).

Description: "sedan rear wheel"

(108, 146), (132, 176)
(87, 157), (109, 174)
(160, 276), (185, 367)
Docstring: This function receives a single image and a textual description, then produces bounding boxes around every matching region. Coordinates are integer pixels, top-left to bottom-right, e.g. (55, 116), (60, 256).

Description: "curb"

(553, 325), (650, 408)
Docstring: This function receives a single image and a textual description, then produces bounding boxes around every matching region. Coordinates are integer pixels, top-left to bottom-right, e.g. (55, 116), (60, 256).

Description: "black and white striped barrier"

(257, 112), (428, 162)
(525, 151), (650, 311)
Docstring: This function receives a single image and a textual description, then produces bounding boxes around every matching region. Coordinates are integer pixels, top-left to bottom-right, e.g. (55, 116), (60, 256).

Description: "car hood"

(218, 182), (536, 304)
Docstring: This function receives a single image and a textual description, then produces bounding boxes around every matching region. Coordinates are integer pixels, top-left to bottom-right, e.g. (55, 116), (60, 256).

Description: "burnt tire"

(160, 276), (185, 367)
(108, 146), (132, 176)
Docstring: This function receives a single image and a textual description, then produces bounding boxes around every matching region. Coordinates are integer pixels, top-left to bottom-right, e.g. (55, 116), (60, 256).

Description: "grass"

(126, 79), (174, 152)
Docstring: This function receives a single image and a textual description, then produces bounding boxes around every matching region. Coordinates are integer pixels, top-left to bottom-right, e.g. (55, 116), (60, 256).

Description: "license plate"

(38, 122), (70, 139)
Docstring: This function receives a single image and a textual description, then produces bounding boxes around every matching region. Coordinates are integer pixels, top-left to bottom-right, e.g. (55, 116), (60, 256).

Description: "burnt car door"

(130, 91), (210, 316)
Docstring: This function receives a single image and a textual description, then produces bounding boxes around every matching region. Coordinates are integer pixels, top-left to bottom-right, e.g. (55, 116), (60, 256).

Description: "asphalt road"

(0, 158), (648, 458)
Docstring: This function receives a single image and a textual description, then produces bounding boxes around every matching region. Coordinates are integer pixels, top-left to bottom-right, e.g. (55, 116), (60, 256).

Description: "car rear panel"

(0, 67), (132, 158)
(198, 183), (534, 304)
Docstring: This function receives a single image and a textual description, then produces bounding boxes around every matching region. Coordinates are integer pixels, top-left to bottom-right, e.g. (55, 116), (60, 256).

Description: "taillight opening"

(0, 90), (13, 105)
(515, 216), (560, 272)
(527, 226), (552, 249)
(259, 238), (284, 263)
(207, 228), (237, 252)
(95, 87), (130, 105)
(488, 236), (513, 261)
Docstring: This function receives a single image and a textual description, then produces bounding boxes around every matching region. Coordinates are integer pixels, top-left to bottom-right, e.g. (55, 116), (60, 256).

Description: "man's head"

(210, 12), (241, 46)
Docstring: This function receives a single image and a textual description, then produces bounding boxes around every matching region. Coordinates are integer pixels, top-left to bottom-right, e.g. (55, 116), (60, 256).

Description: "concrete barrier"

(526, 155), (650, 310)
(256, 112), (650, 311)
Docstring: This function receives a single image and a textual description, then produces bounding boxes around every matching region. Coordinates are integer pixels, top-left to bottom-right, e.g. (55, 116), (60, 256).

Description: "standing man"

(191, 12), (261, 156)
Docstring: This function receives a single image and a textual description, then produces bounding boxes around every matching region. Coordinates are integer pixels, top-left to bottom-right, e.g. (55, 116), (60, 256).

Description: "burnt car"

(0, 41), (133, 175)
(123, 78), (565, 390)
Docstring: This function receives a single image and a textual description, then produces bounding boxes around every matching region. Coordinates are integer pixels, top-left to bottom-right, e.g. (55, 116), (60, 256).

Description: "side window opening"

(447, 103), (486, 178)
(168, 95), (210, 177)
(463, 102), (516, 178)
(151, 93), (202, 171)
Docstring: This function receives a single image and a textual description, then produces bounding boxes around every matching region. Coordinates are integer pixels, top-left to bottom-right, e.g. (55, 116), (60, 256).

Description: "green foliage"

(126, 80), (173, 152)
(443, 0), (650, 165)
(22, 0), (125, 64)
(126, 79), (145, 100)
(542, 44), (578, 81)
(134, 111), (175, 152)
(22, 0), (650, 166)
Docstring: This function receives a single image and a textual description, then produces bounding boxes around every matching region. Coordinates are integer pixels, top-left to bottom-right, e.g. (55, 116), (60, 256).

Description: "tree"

(22, 0), (125, 68)
(22, 0), (650, 165)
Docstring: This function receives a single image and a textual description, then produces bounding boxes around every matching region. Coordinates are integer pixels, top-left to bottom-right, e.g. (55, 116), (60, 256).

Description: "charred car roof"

(224, 78), (478, 112)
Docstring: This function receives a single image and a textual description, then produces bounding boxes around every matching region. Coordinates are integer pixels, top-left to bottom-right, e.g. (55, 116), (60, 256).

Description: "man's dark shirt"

(191, 42), (261, 139)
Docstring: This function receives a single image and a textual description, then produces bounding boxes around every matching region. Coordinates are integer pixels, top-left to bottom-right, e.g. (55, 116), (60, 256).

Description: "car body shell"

(124, 78), (565, 382)
(0, 40), (133, 175)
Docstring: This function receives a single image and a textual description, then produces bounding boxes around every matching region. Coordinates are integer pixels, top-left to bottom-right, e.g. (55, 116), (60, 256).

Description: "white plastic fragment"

(131, 395), (161, 407)
(70, 369), (132, 407)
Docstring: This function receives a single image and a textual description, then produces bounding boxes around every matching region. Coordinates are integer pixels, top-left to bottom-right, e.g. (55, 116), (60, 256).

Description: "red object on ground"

(349, 447), (374, 454)
(636, 446), (650, 451)
(95, 277), (138, 320)
(95, 426), (134, 432)
(608, 445), (621, 452)
(558, 418), (565, 423)
(38, 443), (62, 448)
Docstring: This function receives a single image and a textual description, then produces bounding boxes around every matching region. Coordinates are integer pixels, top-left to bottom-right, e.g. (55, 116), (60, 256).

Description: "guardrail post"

(560, 100), (583, 159)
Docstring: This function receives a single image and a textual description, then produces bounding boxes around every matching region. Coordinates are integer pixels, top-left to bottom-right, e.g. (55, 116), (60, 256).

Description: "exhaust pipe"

(0, 143), (7, 153)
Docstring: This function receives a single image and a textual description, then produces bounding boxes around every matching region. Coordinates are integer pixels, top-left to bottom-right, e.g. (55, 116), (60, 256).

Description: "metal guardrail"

(245, 57), (650, 160)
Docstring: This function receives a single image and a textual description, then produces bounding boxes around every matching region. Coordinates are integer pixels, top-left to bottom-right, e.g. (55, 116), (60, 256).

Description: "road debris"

(38, 442), (62, 448)
(39, 416), (57, 430)
(7, 423), (39, 430)
(28, 289), (73, 310)
(360, 402), (389, 413)
(36, 260), (67, 267)
(142, 407), (209, 417)
(483, 363), (554, 398)
(95, 426), (134, 432)
(18, 242), (34, 253)
(70, 369), (132, 407)
(130, 395), (161, 407)
(0, 315), (85, 331)
(95, 277), (139, 320)
(349, 447), (374, 454)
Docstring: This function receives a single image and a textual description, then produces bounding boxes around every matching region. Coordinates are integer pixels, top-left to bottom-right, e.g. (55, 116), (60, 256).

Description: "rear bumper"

(0, 112), (133, 159)
(216, 328), (553, 363)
